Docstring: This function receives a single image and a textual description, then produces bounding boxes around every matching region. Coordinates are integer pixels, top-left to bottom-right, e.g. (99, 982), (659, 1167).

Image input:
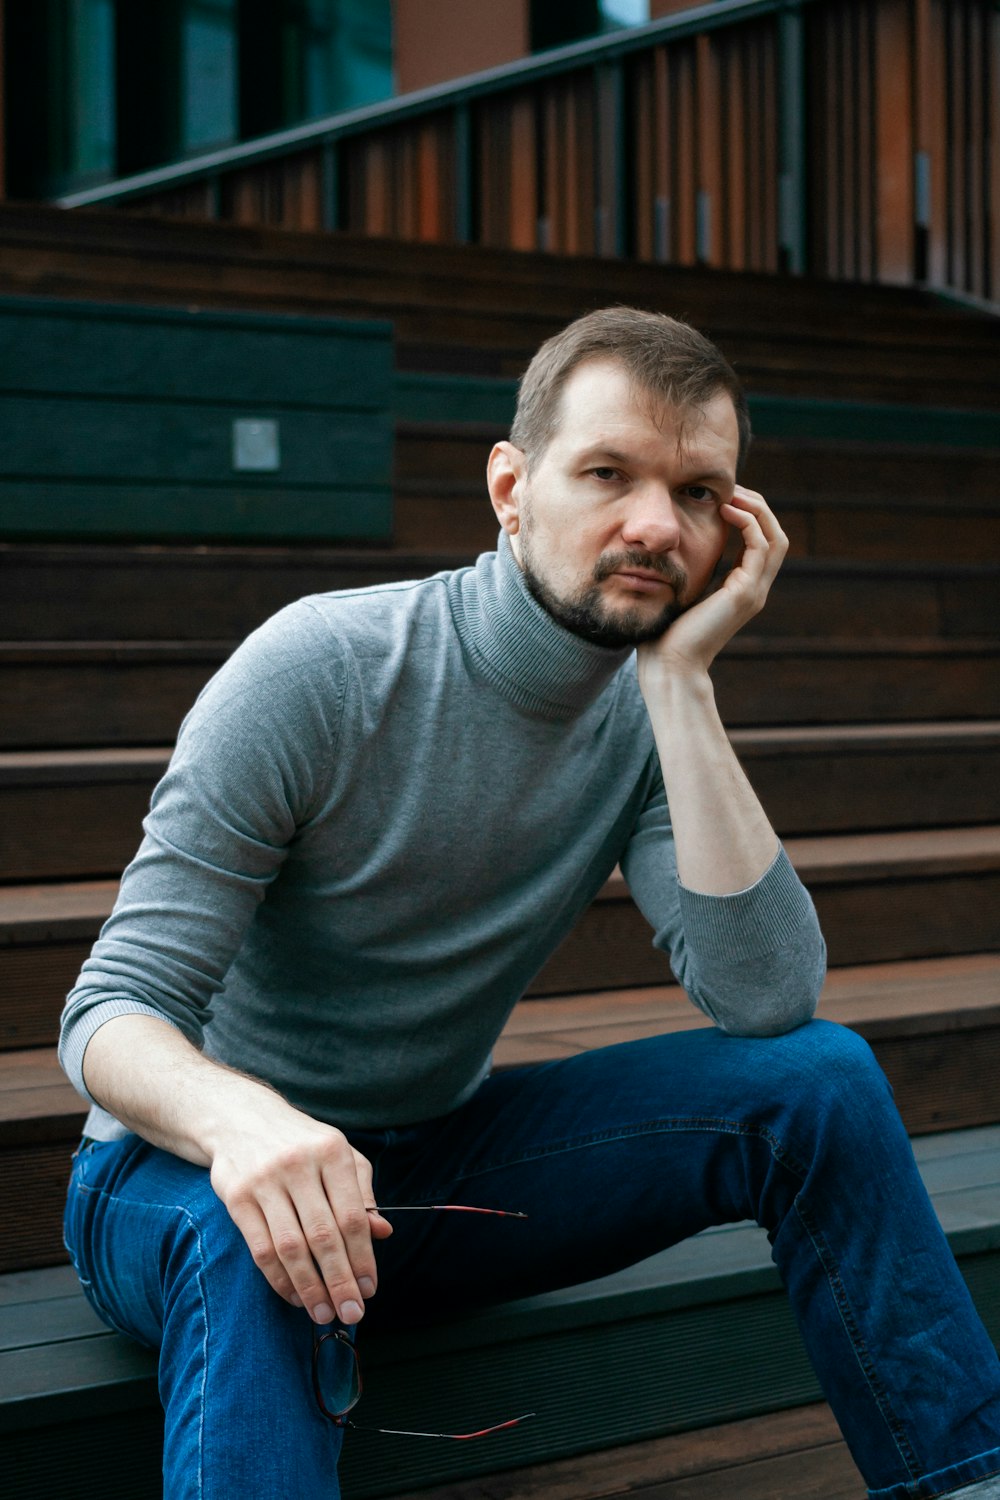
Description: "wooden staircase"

(1, 204), (999, 1498)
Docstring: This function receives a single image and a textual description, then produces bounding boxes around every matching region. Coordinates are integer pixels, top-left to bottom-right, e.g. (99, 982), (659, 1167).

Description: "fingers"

(720, 486), (788, 597)
(219, 1130), (391, 1328)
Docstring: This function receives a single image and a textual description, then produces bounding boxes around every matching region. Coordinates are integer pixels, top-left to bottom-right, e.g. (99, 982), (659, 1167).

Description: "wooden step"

(3, 723), (999, 882)
(544, 826), (1000, 986)
(1, 206), (996, 405)
(2, 831), (998, 1054)
(2, 954), (997, 1270)
(3, 1124), (998, 1498)
(394, 421), (1000, 563)
(3, 636), (998, 749)
(7, 542), (997, 642)
(0, 543), (460, 643)
(386, 1404), (861, 1500)
(3, 203), (993, 344)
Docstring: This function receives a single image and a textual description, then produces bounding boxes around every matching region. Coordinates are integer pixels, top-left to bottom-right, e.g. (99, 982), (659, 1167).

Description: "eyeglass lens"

(314, 1330), (360, 1419)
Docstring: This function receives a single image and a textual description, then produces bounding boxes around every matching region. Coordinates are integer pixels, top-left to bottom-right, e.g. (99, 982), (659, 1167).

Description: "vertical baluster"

(988, 0), (1000, 302)
(874, 0), (915, 284)
(632, 53), (655, 262)
(723, 29), (746, 271)
(966, 0), (986, 297)
(320, 140), (339, 233)
(653, 43), (671, 264)
(674, 41), (697, 265)
(777, 0), (806, 274)
(696, 31), (721, 266)
(453, 103), (473, 246)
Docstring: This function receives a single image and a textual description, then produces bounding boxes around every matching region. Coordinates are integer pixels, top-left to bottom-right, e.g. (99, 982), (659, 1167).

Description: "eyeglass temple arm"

(370, 1204), (528, 1218)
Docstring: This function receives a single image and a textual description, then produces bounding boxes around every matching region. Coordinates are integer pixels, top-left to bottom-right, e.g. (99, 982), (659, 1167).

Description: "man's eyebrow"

(682, 467), (735, 485)
(576, 445), (632, 465)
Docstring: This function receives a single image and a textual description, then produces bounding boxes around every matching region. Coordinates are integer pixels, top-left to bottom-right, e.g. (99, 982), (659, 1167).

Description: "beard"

(520, 542), (691, 649)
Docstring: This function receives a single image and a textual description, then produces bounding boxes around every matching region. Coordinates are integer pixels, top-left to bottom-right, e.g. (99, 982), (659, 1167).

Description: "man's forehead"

(553, 359), (738, 457)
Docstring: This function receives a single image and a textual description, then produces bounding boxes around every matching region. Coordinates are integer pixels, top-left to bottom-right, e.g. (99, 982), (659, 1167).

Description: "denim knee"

(753, 1019), (895, 1127)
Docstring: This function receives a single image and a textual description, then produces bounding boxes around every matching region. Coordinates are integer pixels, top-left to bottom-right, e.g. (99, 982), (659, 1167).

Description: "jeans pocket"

(63, 1140), (154, 1345)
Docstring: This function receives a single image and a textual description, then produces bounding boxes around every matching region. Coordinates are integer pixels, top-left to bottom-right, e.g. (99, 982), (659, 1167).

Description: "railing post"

(777, 0), (806, 274)
(320, 139), (340, 231)
(453, 102), (473, 244)
(595, 58), (627, 258)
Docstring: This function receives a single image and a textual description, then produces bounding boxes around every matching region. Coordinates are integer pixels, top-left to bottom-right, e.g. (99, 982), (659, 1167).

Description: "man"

(61, 308), (1000, 1499)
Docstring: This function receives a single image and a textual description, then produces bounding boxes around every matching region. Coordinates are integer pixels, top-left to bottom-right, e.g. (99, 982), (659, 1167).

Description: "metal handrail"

(57, 0), (802, 209)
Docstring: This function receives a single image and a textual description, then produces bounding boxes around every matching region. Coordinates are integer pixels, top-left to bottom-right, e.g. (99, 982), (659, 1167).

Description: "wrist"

(637, 653), (715, 707)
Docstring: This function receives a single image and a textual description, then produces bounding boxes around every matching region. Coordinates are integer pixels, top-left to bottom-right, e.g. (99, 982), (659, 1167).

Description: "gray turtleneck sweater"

(60, 536), (825, 1140)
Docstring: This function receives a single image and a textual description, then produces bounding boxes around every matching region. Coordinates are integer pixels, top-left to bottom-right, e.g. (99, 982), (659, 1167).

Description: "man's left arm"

(633, 485), (825, 1033)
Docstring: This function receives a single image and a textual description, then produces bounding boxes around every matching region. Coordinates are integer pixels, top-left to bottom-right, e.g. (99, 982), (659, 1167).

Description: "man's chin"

(543, 593), (683, 649)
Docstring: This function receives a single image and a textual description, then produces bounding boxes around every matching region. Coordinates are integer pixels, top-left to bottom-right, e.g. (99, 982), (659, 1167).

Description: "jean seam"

(417, 1115), (812, 1198)
(869, 1455), (1000, 1499)
(794, 1196), (920, 1480)
(421, 1113), (927, 1486)
(70, 1164), (211, 1496)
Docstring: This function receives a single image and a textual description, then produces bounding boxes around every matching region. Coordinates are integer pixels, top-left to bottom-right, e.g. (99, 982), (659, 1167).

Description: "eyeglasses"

(312, 1202), (534, 1440)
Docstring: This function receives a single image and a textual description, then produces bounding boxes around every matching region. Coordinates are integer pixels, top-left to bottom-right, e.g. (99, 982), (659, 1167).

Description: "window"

(3, 0), (393, 196)
(530, 0), (650, 53)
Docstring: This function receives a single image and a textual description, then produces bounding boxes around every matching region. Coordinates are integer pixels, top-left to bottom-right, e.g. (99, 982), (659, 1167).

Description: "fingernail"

(312, 1301), (335, 1324)
(339, 1300), (364, 1325)
(358, 1277), (375, 1299)
(289, 1292), (303, 1308)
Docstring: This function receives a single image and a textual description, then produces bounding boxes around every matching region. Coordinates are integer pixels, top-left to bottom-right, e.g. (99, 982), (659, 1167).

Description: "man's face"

(493, 360), (740, 649)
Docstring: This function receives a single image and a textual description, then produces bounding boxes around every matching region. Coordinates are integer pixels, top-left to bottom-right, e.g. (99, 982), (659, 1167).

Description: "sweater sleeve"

(58, 600), (346, 1104)
(619, 765), (826, 1036)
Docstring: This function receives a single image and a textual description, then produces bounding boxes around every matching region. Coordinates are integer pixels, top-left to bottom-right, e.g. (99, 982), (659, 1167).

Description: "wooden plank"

(385, 1403), (855, 1500)
(4, 637), (998, 750)
(0, 543), (457, 642)
(6, 722), (998, 884)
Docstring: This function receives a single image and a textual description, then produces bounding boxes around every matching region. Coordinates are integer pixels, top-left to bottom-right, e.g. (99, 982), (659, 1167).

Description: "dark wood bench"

(3, 1121), (999, 1500)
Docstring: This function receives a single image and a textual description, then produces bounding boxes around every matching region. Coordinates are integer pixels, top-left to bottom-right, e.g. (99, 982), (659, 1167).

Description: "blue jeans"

(64, 1021), (1000, 1499)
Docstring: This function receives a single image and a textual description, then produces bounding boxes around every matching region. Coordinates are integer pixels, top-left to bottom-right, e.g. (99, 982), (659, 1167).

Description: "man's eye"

(683, 486), (716, 504)
(591, 467), (621, 481)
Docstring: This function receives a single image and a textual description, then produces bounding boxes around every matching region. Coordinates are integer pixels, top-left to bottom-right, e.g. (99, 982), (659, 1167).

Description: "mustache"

(592, 549), (687, 593)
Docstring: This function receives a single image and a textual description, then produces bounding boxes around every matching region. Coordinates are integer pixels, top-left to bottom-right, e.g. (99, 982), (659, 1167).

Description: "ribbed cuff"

(59, 996), (187, 1104)
(674, 847), (818, 962)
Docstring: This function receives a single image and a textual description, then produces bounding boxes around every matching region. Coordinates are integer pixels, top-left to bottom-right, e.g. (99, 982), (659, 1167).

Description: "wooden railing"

(55, 0), (998, 306)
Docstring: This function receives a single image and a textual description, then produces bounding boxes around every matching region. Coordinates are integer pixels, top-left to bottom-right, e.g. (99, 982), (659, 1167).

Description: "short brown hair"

(510, 306), (751, 470)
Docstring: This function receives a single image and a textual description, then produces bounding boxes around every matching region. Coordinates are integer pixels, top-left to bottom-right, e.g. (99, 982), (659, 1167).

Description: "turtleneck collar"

(447, 531), (633, 720)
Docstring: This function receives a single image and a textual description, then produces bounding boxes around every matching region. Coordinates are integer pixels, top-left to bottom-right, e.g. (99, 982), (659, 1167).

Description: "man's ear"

(487, 441), (526, 538)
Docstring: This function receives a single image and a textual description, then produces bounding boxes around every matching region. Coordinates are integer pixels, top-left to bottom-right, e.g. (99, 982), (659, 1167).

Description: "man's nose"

(620, 486), (682, 552)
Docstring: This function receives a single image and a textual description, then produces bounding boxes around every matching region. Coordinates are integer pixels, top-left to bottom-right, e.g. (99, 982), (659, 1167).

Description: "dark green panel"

(0, 299), (393, 408)
(0, 484), (392, 542)
(392, 372), (1000, 448)
(0, 399), (391, 485)
(746, 394), (1000, 447)
(394, 371), (518, 426)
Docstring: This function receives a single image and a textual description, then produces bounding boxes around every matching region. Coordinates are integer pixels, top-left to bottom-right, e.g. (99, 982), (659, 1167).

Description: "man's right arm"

(61, 602), (389, 1325)
(82, 1013), (391, 1325)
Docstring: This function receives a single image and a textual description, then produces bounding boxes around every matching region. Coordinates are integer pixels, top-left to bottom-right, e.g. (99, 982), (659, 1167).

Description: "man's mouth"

(594, 552), (686, 598)
(612, 567), (671, 591)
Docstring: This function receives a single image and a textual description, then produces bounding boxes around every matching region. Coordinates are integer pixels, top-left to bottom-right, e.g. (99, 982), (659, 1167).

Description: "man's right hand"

(81, 1013), (392, 1326)
(209, 1103), (394, 1325)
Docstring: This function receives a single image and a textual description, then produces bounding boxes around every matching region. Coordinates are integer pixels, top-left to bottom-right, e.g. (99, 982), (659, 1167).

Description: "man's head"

(509, 306), (750, 475)
(488, 307), (749, 649)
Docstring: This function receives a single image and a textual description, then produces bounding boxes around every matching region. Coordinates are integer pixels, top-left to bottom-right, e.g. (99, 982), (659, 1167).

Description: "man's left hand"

(637, 485), (787, 687)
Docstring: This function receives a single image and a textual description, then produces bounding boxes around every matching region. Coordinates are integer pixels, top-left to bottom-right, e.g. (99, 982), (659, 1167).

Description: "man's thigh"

(359, 1019), (879, 1327)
